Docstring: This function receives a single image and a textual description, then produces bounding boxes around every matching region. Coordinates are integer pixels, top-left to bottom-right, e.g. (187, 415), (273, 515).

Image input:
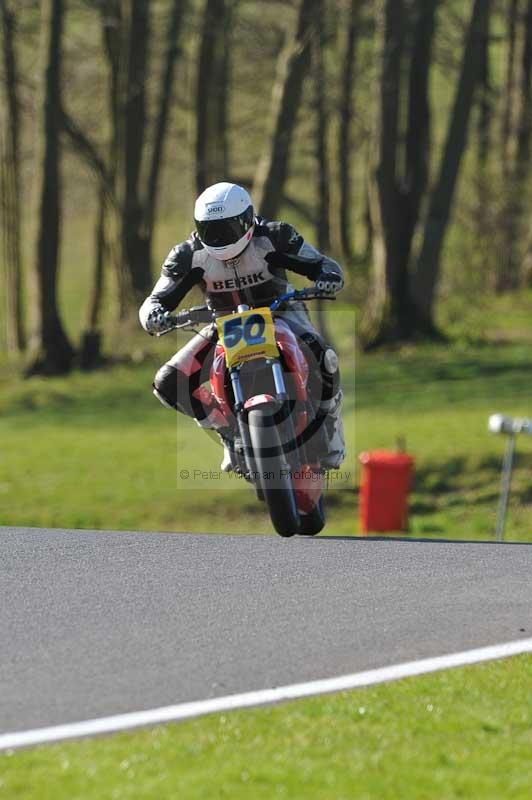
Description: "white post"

(495, 434), (515, 542)
(488, 414), (532, 542)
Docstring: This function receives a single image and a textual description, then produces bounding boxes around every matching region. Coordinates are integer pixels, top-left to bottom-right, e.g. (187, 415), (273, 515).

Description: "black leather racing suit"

(139, 217), (345, 468)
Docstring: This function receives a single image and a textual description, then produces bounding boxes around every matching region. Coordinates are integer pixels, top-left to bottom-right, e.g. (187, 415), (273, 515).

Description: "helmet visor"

(195, 206), (254, 248)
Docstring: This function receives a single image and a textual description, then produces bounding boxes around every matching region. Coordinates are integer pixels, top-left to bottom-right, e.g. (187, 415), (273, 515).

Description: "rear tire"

(248, 407), (300, 537)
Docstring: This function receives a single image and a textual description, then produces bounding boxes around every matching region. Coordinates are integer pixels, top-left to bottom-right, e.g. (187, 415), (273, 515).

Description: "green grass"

(2, 293), (532, 539)
(355, 337), (532, 540)
(2, 655), (531, 799)
(0, 336), (356, 535)
(348, 287), (532, 540)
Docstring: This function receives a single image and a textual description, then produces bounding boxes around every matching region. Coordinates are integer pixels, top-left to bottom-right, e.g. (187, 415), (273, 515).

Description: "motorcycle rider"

(139, 182), (345, 470)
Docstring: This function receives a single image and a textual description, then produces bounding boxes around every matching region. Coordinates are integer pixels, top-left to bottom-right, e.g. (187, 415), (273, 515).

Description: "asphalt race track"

(1, 527), (531, 737)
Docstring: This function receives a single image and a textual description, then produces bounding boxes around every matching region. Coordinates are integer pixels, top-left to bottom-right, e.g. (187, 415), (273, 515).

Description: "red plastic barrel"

(358, 450), (414, 533)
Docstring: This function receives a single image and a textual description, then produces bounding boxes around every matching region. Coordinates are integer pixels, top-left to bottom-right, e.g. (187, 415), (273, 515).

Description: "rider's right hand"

(145, 306), (176, 334)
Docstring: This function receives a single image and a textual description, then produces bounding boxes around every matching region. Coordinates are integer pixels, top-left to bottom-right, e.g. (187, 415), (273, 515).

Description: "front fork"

(229, 359), (300, 479)
(229, 359), (288, 408)
(229, 366), (255, 479)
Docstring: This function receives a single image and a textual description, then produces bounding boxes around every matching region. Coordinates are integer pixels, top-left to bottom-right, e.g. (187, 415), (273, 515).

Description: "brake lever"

(155, 321), (192, 337)
(300, 291), (337, 302)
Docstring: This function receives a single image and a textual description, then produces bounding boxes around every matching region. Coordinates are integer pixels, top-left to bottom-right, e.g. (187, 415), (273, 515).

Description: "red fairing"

(210, 318), (309, 416)
(244, 394), (276, 409)
(211, 343), (233, 420)
(295, 409), (308, 438)
(209, 316), (322, 518)
(274, 318), (309, 403)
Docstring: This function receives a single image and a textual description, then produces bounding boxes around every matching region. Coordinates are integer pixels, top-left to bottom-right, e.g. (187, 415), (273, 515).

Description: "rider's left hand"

(315, 269), (344, 295)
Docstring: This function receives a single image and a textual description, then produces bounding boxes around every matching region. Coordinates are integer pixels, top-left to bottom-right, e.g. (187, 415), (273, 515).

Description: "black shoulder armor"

(161, 233), (203, 278)
(254, 218), (304, 255)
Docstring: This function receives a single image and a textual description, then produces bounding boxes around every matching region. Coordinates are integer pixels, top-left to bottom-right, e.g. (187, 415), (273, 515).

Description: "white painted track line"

(1, 637), (531, 752)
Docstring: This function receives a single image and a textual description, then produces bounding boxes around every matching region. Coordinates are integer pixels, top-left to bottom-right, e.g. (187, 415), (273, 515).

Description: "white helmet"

(194, 182), (255, 260)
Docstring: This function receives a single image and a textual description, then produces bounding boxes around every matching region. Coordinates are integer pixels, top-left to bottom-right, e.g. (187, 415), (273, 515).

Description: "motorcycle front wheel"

(298, 496), (326, 536)
(248, 407), (300, 537)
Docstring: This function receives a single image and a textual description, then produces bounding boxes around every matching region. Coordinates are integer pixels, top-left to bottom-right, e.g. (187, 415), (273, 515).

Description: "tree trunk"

(0, 0), (25, 354)
(517, 0), (532, 284)
(412, 0), (492, 324)
(363, 0), (405, 346)
(100, 0), (122, 309)
(313, 0), (332, 344)
(77, 0), (121, 357)
(363, 0), (440, 348)
(499, 0), (532, 290)
(218, 0), (234, 177)
(475, 7), (492, 273)
(118, 0), (150, 304)
(402, 0), (438, 282)
(60, 2), (120, 358)
(522, 223), (532, 285)
(496, 0), (521, 291)
(337, 0), (362, 260)
(253, 0), (318, 219)
(80, 183), (106, 370)
(195, 0), (229, 193)
(501, 0), (519, 179)
(144, 0), (187, 236)
(362, 180), (373, 262)
(63, 1), (186, 327)
(115, 0), (188, 315)
(27, 0), (74, 375)
(477, 9), (492, 167)
(514, 0), (532, 284)
(368, 0), (410, 343)
(118, 0), (186, 307)
(515, 0), (532, 186)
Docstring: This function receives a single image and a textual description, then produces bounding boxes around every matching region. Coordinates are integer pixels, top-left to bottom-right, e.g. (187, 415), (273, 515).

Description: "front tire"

(298, 496), (326, 536)
(248, 407), (300, 537)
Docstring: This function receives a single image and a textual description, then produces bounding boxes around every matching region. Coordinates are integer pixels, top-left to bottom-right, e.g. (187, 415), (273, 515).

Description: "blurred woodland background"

(1, 0), (532, 539)
(1, 0), (531, 371)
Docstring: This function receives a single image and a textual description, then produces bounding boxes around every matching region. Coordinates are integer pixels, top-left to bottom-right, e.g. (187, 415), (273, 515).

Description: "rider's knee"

(322, 347), (339, 376)
(153, 364), (179, 410)
(319, 346), (340, 403)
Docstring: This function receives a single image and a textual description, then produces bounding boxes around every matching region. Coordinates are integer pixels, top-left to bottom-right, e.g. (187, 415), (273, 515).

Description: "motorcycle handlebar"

(269, 287), (336, 311)
(155, 305), (213, 335)
(174, 305), (214, 325)
(160, 289), (334, 334)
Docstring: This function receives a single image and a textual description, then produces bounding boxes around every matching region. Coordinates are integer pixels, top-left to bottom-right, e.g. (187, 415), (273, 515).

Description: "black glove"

(315, 269), (344, 295)
(145, 306), (175, 334)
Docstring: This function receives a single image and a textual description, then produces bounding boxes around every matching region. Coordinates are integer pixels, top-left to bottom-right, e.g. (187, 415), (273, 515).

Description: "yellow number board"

(217, 306), (279, 368)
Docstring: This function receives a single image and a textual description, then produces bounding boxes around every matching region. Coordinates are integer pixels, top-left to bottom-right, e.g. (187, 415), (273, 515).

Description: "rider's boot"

(195, 417), (233, 472)
(319, 387), (345, 469)
(219, 438), (233, 472)
(192, 387), (234, 471)
(316, 345), (345, 470)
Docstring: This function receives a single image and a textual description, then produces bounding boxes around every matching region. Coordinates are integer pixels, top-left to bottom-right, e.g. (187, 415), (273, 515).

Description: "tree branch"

(60, 108), (109, 185)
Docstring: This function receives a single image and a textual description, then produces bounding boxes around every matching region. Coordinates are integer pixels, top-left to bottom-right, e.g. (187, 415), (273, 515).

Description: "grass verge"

(1, 292), (531, 539)
(2, 655), (531, 799)
(355, 338), (532, 540)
